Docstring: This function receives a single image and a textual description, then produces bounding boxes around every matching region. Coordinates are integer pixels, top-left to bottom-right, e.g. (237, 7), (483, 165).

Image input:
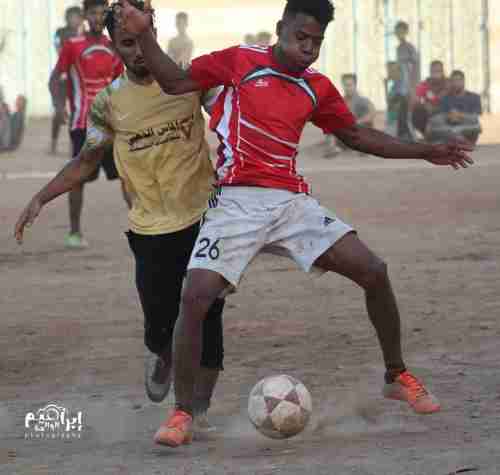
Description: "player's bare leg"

(175, 269), (227, 411)
(193, 367), (220, 433)
(316, 232), (404, 375)
(50, 114), (63, 155)
(315, 232), (440, 414)
(154, 269), (228, 447)
(66, 183), (88, 248)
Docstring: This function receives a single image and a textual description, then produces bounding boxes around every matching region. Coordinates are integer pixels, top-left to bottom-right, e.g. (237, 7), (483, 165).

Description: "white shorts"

(188, 186), (355, 289)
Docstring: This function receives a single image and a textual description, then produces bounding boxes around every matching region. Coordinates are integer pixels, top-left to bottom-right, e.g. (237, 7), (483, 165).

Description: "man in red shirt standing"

(49, 0), (124, 249)
(50, 6), (84, 156)
(120, 0), (473, 447)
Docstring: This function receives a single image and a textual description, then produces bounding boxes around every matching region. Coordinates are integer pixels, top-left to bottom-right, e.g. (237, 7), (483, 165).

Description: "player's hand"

(424, 140), (474, 170)
(116, 0), (152, 36)
(14, 197), (43, 245)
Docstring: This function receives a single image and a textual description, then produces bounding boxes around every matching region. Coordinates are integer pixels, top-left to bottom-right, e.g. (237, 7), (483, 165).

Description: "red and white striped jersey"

(190, 45), (355, 194)
(56, 35), (123, 131)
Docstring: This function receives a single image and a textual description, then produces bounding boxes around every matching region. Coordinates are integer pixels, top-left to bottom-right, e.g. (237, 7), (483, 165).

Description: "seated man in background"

(427, 70), (482, 145)
(0, 89), (27, 153)
(412, 60), (449, 138)
(325, 73), (376, 157)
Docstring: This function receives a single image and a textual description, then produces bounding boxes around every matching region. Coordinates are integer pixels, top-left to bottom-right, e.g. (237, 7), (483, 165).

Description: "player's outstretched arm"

(334, 125), (474, 170)
(14, 144), (105, 244)
(118, 0), (201, 95)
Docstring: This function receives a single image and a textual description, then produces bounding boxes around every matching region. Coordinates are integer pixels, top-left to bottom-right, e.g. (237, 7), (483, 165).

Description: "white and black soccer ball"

(248, 374), (312, 439)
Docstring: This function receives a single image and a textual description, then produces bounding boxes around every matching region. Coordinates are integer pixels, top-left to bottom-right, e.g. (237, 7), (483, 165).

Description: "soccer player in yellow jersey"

(15, 1), (223, 443)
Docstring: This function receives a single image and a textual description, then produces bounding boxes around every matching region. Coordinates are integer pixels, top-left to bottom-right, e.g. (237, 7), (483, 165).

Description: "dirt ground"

(1, 118), (500, 475)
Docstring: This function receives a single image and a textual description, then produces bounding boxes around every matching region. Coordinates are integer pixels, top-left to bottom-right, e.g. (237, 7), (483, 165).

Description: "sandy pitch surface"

(1, 119), (499, 474)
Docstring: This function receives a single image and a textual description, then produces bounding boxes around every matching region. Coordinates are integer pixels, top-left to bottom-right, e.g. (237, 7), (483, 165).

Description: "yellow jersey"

(86, 73), (214, 235)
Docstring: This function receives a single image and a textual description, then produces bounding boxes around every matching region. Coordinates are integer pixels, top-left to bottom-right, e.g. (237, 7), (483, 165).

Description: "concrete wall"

(489, 0), (500, 113)
(1, 0), (498, 116)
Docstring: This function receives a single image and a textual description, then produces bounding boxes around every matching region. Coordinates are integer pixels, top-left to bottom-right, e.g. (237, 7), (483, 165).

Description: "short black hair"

(105, 0), (155, 40)
(451, 70), (465, 80)
(430, 60), (444, 68)
(283, 0), (335, 28)
(395, 21), (409, 32)
(342, 73), (357, 84)
(176, 12), (188, 21)
(83, 0), (107, 12)
(66, 6), (83, 21)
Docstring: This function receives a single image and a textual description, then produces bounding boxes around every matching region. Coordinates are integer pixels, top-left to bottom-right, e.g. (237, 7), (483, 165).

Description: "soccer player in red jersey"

(49, 0), (125, 249)
(50, 6), (84, 156)
(119, 0), (473, 447)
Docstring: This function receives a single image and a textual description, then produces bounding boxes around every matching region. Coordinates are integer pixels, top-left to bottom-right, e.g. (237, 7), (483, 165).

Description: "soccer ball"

(248, 375), (312, 439)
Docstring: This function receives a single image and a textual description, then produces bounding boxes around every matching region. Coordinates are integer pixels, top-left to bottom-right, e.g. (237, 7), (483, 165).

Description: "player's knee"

(181, 286), (217, 318)
(360, 258), (388, 291)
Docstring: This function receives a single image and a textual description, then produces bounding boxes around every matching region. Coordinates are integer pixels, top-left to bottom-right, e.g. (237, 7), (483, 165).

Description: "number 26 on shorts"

(195, 238), (221, 260)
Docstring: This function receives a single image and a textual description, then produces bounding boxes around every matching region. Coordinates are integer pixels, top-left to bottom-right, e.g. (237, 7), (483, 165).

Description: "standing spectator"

(243, 33), (257, 46)
(395, 21), (420, 141)
(167, 12), (194, 69)
(412, 60), (449, 137)
(427, 70), (482, 144)
(256, 31), (273, 48)
(384, 61), (403, 137)
(54, 7), (85, 54)
(324, 74), (376, 157)
(50, 6), (84, 155)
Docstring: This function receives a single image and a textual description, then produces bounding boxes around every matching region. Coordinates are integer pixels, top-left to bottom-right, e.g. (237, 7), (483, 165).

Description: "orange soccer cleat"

(153, 409), (194, 447)
(383, 370), (441, 414)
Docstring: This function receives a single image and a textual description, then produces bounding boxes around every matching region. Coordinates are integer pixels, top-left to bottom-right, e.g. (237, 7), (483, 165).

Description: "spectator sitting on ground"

(256, 31), (272, 48)
(325, 74), (376, 158)
(412, 60), (449, 138)
(0, 90), (27, 153)
(426, 70), (482, 145)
